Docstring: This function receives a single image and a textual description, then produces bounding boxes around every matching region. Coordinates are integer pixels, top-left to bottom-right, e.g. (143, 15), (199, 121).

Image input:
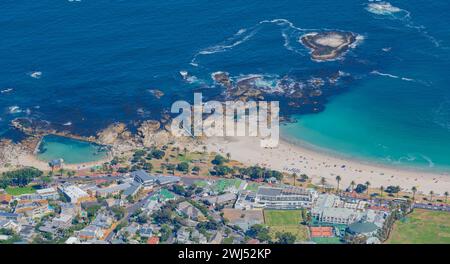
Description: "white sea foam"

(0, 88), (13, 94)
(8, 106), (22, 114)
(365, 1), (442, 48)
(190, 18), (315, 66)
(371, 70), (415, 82)
(28, 71), (42, 79)
(63, 121), (72, 126)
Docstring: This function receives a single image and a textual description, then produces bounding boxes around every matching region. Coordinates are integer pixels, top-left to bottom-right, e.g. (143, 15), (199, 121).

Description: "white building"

(254, 186), (317, 209)
(37, 187), (59, 200)
(59, 185), (89, 203)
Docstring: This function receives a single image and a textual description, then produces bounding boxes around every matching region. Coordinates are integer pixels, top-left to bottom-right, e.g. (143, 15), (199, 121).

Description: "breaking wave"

(365, 1), (442, 48)
(190, 18), (319, 66)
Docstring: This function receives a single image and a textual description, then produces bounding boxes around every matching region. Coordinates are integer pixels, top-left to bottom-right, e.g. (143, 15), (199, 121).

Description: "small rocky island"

(300, 31), (357, 61)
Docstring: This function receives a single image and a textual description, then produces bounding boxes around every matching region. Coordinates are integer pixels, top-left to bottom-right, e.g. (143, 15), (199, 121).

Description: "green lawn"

(387, 209), (450, 244)
(213, 179), (243, 193)
(5, 186), (37, 196)
(264, 210), (308, 242)
(312, 237), (342, 244)
(264, 210), (302, 226)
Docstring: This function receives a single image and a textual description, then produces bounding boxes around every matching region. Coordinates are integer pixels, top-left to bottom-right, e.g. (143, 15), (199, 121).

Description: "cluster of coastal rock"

(300, 31), (358, 61)
(210, 69), (350, 115)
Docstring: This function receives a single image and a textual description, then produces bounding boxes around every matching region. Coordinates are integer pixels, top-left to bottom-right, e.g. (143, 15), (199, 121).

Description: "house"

(52, 214), (73, 229)
(123, 182), (142, 198)
(65, 237), (80, 244)
(317, 207), (361, 225)
(0, 211), (19, 221)
(77, 225), (104, 240)
(94, 183), (130, 198)
(0, 219), (21, 233)
(312, 194), (363, 225)
(177, 201), (205, 221)
(203, 193), (237, 206)
(147, 236), (159, 244)
(255, 186), (317, 209)
(14, 200), (51, 218)
(156, 175), (181, 185)
(176, 227), (191, 244)
(59, 185), (90, 203)
(222, 208), (264, 231)
(0, 194), (12, 204)
(91, 213), (113, 229)
(49, 159), (64, 170)
(132, 170), (157, 187)
(139, 227), (153, 238)
(36, 187), (59, 200)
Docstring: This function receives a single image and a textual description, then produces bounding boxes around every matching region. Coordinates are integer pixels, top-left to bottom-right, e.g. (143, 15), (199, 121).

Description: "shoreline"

(205, 136), (450, 195)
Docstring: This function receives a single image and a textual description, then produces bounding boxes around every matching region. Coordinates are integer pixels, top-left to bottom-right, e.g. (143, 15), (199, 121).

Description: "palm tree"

(445, 191), (449, 203)
(175, 147), (180, 156)
(320, 177), (327, 193)
(226, 153), (231, 161)
(395, 185), (401, 198)
(350, 180), (356, 192)
(380, 186), (384, 198)
(335, 175), (341, 193)
(292, 173), (297, 187)
(411, 186), (417, 201)
(202, 145), (207, 154)
(183, 147), (188, 157)
(429, 190), (434, 202)
(365, 181), (371, 196)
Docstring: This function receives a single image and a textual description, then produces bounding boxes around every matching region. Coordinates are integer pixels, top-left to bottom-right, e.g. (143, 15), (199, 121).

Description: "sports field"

(264, 210), (308, 242)
(387, 209), (450, 244)
(5, 186), (37, 196)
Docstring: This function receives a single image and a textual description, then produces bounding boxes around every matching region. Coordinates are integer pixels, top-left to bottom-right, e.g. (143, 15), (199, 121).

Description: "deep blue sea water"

(1, 0), (450, 170)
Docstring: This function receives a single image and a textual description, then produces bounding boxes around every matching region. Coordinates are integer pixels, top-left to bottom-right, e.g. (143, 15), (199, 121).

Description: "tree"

(246, 224), (270, 242)
(320, 177), (327, 192)
(350, 180), (356, 192)
(445, 191), (449, 203)
(202, 146), (207, 154)
(335, 175), (341, 193)
(212, 155), (227, 166)
(292, 173), (297, 186)
(354, 184), (367, 194)
(300, 174), (309, 182)
(411, 186), (417, 201)
(176, 162), (189, 173)
(276, 232), (296, 244)
(143, 162), (153, 172)
(226, 153), (231, 161)
(429, 190), (434, 202)
(365, 181), (371, 196)
(0, 167), (43, 188)
(379, 186), (384, 199)
(183, 147), (188, 157)
(192, 166), (200, 174)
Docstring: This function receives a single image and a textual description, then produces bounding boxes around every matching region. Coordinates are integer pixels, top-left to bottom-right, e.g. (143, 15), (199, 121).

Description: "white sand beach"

(205, 136), (450, 196)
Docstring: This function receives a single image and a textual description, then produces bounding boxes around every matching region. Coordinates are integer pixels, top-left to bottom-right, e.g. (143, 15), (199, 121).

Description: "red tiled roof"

(147, 236), (160, 244)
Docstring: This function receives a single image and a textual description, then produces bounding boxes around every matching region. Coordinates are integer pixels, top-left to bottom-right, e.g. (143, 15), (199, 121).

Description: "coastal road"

(414, 203), (450, 212)
(53, 175), (125, 183)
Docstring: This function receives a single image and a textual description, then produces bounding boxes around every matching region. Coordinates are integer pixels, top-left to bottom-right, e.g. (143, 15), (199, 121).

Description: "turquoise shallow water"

(37, 135), (108, 164)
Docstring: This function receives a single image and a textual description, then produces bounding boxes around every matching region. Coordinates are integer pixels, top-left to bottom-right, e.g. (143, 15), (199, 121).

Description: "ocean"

(1, 0), (450, 170)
